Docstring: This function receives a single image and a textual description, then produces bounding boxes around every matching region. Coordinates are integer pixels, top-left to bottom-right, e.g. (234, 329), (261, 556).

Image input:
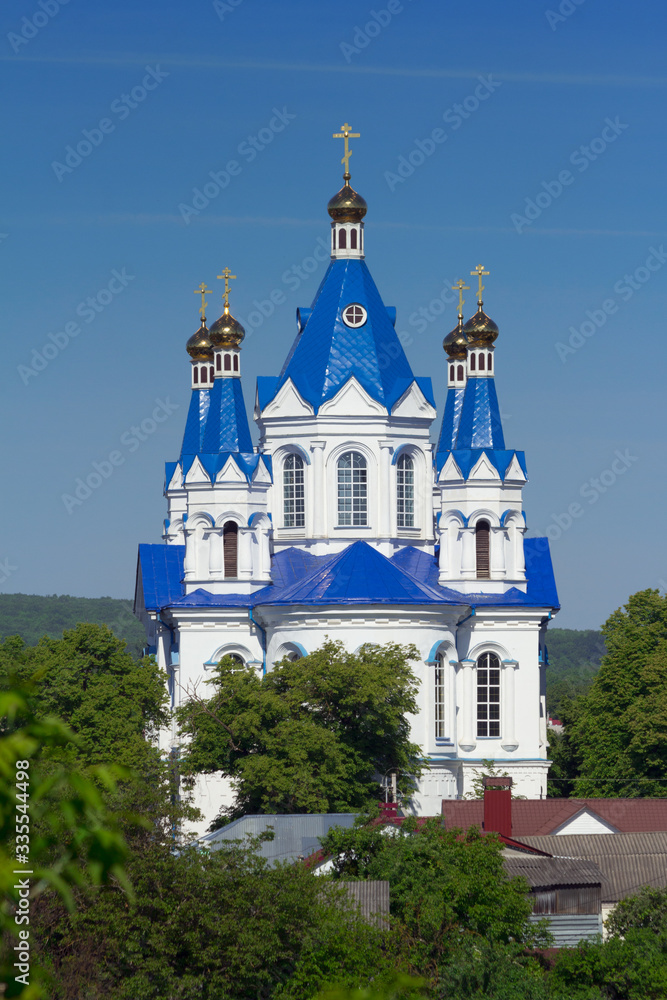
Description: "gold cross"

(471, 264), (490, 303)
(452, 279), (470, 316)
(333, 121), (360, 178)
(194, 282), (212, 320)
(217, 267), (237, 311)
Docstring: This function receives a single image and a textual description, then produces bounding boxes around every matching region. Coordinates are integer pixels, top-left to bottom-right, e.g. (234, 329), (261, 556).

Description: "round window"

(342, 303), (367, 328)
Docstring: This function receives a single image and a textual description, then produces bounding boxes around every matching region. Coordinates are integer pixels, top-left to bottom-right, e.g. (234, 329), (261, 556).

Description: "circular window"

(342, 303), (367, 328)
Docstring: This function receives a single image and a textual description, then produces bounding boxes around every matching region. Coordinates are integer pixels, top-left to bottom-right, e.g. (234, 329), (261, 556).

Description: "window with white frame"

(283, 454), (305, 528)
(337, 451), (367, 526)
(434, 655), (446, 740)
(396, 453), (415, 528)
(477, 651), (500, 737)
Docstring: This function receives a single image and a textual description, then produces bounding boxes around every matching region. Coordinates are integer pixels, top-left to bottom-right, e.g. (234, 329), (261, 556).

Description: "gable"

(469, 453), (501, 482)
(318, 377), (387, 417)
(260, 378), (314, 419)
(438, 454), (463, 483)
(390, 381), (437, 419)
(553, 808), (619, 836)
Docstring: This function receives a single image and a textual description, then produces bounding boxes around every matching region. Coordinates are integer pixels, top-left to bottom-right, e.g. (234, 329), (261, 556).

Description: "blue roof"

(135, 538), (558, 615)
(456, 377), (505, 450)
(436, 448), (528, 479)
(201, 377), (253, 454)
(264, 259), (433, 412)
(180, 388), (212, 457)
(437, 386), (465, 454)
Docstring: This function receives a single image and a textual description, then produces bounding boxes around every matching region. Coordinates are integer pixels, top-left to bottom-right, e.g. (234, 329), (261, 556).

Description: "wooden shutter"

(476, 521), (490, 579)
(223, 521), (238, 578)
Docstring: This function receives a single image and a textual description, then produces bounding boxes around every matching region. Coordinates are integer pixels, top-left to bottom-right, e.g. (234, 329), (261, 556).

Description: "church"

(134, 125), (559, 833)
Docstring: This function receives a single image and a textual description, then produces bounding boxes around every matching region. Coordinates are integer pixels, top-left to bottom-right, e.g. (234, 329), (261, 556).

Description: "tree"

(606, 885), (667, 937)
(561, 589), (667, 797)
(551, 930), (667, 999)
(177, 641), (423, 822)
(319, 814), (554, 998)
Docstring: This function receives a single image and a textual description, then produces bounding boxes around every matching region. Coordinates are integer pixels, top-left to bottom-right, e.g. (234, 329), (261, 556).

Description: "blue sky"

(1, 0), (665, 630)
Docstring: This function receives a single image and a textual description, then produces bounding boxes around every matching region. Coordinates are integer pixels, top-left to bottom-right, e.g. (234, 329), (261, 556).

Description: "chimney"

(482, 775), (512, 838)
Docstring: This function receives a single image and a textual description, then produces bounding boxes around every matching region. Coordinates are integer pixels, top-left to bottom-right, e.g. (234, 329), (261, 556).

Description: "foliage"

(319, 815), (553, 994)
(552, 929), (667, 999)
(557, 590), (667, 797)
(33, 838), (394, 1000)
(177, 641), (423, 823)
(606, 885), (667, 937)
(0, 679), (132, 999)
(464, 758), (515, 799)
(545, 628), (606, 719)
(0, 593), (146, 657)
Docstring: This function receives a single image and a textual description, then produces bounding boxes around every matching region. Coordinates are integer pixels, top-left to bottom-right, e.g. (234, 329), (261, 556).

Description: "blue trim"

(296, 307), (312, 332)
(426, 639), (452, 662)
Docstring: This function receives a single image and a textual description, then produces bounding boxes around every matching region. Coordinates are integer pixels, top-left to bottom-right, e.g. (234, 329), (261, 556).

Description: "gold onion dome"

(327, 176), (368, 223)
(443, 319), (469, 359)
(462, 305), (499, 346)
(186, 319), (213, 359)
(209, 308), (245, 349)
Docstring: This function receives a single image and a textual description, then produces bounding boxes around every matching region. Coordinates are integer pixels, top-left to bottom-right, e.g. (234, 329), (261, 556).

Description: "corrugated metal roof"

(200, 813), (357, 865)
(503, 855), (602, 889)
(528, 913), (602, 947)
(338, 881), (390, 927)
(519, 833), (667, 902)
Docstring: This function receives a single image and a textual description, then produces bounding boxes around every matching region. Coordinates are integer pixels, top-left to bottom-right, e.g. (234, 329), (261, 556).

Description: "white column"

(238, 526), (253, 579)
(208, 528), (223, 579)
(183, 528), (195, 579)
(458, 659), (476, 751)
(258, 526), (272, 582)
(491, 526), (507, 578)
(438, 525), (449, 581)
(460, 527), (476, 579)
(501, 659), (519, 751)
(448, 658), (458, 744)
(379, 440), (393, 538)
(310, 441), (326, 537)
(514, 525), (526, 580)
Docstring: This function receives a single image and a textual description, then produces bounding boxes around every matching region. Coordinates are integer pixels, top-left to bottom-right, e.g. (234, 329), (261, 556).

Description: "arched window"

(209, 366), (214, 382)
(396, 453), (415, 528)
(479, 352), (485, 371)
(477, 652), (500, 737)
(338, 451), (367, 526)
(434, 653), (446, 739)
(224, 354), (231, 372)
(457, 364), (464, 381)
(470, 353), (476, 371)
(350, 228), (358, 249)
(475, 519), (490, 579)
(223, 521), (238, 578)
(283, 454), (305, 528)
(339, 229), (347, 249)
(449, 364), (454, 381)
(233, 355), (239, 372)
(216, 354), (222, 372)
(488, 353), (493, 372)
(193, 367), (199, 384)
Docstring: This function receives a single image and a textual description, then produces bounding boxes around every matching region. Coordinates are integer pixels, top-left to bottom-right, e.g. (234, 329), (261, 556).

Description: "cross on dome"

(194, 282), (212, 321)
(452, 279), (470, 318)
(217, 267), (237, 313)
(471, 264), (490, 305)
(333, 121), (360, 180)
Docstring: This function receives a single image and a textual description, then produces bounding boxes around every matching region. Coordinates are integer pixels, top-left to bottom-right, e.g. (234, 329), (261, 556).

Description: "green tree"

(177, 641), (423, 822)
(563, 589), (667, 797)
(552, 930), (667, 999)
(606, 885), (667, 937)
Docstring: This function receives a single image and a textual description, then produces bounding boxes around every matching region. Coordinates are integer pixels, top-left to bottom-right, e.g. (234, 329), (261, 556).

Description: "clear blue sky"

(1, 0), (665, 630)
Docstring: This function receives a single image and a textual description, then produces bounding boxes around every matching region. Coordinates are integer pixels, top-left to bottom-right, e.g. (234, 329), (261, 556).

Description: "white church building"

(134, 131), (559, 833)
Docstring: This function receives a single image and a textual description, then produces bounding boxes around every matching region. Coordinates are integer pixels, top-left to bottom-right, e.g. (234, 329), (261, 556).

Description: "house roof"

(518, 833), (667, 902)
(503, 855), (602, 890)
(441, 798), (667, 837)
(199, 813), (358, 865)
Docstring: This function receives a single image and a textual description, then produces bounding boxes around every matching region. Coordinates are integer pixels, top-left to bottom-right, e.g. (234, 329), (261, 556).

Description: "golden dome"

(327, 179), (367, 223)
(462, 305), (499, 346)
(209, 308), (245, 349)
(443, 318), (469, 359)
(186, 320), (213, 359)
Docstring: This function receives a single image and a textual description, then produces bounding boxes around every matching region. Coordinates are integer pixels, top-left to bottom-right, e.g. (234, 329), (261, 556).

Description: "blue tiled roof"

(437, 386), (465, 454)
(436, 448), (528, 479)
(180, 388), (212, 458)
(136, 543), (185, 611)
(201, 378), (253, 454)
(135, 538), (558, 615)
(456, 377), (505, 450)
(265, 259), (430, 412)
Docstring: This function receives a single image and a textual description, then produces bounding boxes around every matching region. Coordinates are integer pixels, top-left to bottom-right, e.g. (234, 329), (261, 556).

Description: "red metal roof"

(441, 799), (667, 836)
